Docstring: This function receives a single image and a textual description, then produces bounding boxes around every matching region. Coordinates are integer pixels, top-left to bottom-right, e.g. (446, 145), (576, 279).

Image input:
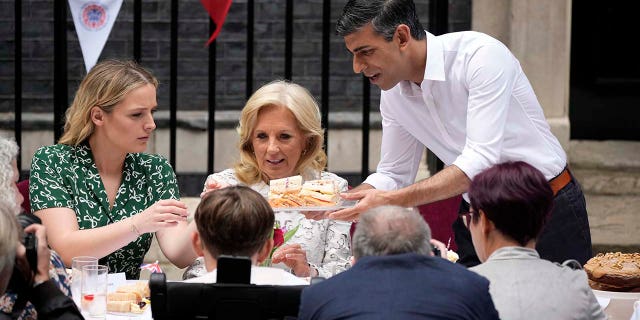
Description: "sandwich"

(268, 176), (340, 208)
(106, 281), (151, 314)
(268, 175), (305, 207)
(299, 180), (339, 206)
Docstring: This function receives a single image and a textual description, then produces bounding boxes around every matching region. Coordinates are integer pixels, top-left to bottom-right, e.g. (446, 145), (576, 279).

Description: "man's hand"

(328, 188), (394, 221)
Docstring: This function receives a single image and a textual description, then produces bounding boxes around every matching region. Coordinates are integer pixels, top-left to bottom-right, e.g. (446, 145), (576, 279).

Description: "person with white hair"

(0, 137), (78, 319)
(298, 205), (500, 320)
(0, 197), (82, 319)
(0, 137), (22, 215)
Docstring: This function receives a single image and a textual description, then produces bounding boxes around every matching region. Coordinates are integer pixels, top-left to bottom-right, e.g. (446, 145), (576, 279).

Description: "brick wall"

(1, 0), (470, 115)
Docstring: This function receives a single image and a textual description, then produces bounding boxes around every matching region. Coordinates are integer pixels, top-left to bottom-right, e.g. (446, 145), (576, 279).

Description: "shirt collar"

(399, 31), (445, 96)
(486, 246), (541, 261)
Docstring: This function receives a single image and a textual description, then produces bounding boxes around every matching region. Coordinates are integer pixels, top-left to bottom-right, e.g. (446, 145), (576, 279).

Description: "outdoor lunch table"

(593, 289), (639, 320)
(74, 273), (152, 320)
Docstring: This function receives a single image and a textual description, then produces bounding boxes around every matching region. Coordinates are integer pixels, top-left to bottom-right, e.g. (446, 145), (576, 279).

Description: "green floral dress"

(29, 143), (180, 279)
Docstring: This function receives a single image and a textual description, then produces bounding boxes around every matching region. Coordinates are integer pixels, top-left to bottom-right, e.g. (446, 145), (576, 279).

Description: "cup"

(71, 256), (98, 307)
(81, 265), (108, 318)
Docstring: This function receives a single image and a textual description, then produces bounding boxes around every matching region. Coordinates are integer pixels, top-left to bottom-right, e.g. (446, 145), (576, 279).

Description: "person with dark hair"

(298, 205), (499, 320)
(467, 161), (605, 320)
(186, 186), (307, 285)
(331, 0), (592, 268)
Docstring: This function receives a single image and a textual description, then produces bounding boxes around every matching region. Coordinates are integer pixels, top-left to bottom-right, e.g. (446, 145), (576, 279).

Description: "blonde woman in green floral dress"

(29, 60), (197, 279)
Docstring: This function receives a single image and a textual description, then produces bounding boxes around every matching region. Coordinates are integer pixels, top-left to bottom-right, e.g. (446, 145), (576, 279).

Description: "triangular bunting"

(200, 0), (233, 46)
(69, 0), (123, 72)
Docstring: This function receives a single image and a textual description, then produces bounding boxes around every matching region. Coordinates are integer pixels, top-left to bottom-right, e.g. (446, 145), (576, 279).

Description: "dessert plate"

(272, 200), (358, 212)
(592, 289), (640, 300)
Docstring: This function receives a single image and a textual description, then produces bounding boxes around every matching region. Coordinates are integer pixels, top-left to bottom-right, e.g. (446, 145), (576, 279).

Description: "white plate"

(272, 200), (358, 212)
(592, 289), (640, 300)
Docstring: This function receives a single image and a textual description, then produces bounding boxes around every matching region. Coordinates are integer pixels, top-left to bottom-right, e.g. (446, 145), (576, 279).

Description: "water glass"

(81, 265), (108, 318)
(71, 256), (98, 307)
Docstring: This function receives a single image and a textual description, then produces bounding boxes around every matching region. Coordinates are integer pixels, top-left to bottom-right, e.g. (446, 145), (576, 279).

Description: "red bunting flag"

(200, 0), (233, 46)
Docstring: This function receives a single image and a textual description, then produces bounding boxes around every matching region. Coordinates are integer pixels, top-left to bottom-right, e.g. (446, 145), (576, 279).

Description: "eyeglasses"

(460, 210), (476, 229)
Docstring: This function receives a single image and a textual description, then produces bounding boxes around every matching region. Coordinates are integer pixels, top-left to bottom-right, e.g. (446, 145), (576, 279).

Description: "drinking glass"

(71, 256), (98, 307)
(81, 265), (108, 318)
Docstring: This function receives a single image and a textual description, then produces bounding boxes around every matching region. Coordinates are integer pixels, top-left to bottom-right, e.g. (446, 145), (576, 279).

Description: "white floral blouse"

(184, 169), (352, 279)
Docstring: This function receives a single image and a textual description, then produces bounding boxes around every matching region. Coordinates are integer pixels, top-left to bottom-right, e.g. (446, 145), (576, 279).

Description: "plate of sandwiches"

(106, 281), (151, 315)
(268, 175), (357, 212)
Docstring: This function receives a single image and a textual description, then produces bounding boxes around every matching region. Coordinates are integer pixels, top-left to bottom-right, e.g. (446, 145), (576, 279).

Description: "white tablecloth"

(77, 274), (152, 320)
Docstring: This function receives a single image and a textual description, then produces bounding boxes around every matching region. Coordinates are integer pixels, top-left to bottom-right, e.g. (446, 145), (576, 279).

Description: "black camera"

(432, 246), (441, 258)
(6, 214), (41, 294)
(16, 213), (40, 272)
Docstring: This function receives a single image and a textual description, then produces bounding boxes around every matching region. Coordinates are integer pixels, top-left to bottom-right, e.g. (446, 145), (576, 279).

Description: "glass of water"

(81, 264), (108, 318)
(71, 256), (98, 307)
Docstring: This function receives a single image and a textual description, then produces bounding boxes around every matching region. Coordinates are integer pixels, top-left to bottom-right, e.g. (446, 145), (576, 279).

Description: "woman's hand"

(131, 199), (188, 234)
(200, 178), (231, 198)
(271, 243), (312, 277)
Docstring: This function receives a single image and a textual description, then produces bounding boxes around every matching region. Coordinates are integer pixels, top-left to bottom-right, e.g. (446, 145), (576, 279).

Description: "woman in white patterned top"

(184, 80), (352, 279)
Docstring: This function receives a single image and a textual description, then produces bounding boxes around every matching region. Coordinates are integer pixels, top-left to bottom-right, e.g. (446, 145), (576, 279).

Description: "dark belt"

(549, 167), (572, 196)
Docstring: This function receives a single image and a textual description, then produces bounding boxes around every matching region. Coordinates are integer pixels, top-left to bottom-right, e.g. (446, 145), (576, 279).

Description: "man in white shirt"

(186, 186), (307, 285)
(330, 0), (592, 267)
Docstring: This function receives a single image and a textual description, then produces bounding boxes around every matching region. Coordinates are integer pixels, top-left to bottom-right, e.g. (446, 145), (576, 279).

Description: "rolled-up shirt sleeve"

(363, 95), (424, 191)
(453, 43), (518, 180)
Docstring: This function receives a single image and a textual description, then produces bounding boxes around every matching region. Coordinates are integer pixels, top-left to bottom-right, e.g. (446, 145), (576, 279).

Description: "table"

(75, 275), (152, 320)
(593, 289), (640, 320)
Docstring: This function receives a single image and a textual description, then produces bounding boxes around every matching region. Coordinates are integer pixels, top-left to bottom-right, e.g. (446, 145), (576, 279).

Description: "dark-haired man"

(330, 0), (592, 267)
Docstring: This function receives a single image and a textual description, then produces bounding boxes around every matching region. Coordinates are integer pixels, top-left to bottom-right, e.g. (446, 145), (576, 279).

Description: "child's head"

(193, 186), (274, 261)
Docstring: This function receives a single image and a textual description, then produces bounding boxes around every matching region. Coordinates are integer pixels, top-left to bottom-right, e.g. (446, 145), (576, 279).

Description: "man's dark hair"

(336, 0), (425, 41)
(468, 161), (554, 246)
(352, 206), (432, 259)
(194, 186), (274, 259)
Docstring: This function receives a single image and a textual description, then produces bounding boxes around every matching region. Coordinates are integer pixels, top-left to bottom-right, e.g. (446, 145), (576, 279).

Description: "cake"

(268, 176), (340, 208)
(584, 252), (640, 292)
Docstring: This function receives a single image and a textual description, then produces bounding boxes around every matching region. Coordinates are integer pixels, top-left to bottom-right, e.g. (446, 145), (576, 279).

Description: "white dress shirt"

(364, 31), (566, 191)
(185, 266), (309, 286)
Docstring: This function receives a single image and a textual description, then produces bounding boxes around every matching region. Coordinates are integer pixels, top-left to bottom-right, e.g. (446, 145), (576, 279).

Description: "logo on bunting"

(80, 2), (108, 31)
(69, 0), (123, 72)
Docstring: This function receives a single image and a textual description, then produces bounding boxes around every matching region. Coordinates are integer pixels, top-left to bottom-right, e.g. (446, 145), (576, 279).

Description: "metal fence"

(11, 0), (452, 193)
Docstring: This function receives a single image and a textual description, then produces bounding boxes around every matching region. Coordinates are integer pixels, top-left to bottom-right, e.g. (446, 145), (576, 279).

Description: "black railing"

(10, 0), (452, 194)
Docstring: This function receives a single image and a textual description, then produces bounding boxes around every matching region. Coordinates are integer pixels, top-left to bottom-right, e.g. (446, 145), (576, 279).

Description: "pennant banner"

(200, 0), (233, 46)
(69, 0), (123, 72)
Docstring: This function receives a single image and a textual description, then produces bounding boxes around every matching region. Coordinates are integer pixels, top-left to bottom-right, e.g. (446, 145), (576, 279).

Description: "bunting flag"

(200, 0), (233, 46)
(68, 0), (123, 72)
(140, 260), (163, 273)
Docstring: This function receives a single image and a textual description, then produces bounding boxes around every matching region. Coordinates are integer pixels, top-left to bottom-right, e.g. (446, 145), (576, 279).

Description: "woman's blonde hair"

(58, 60), (158, 145)
(234, 80), (327, 184)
